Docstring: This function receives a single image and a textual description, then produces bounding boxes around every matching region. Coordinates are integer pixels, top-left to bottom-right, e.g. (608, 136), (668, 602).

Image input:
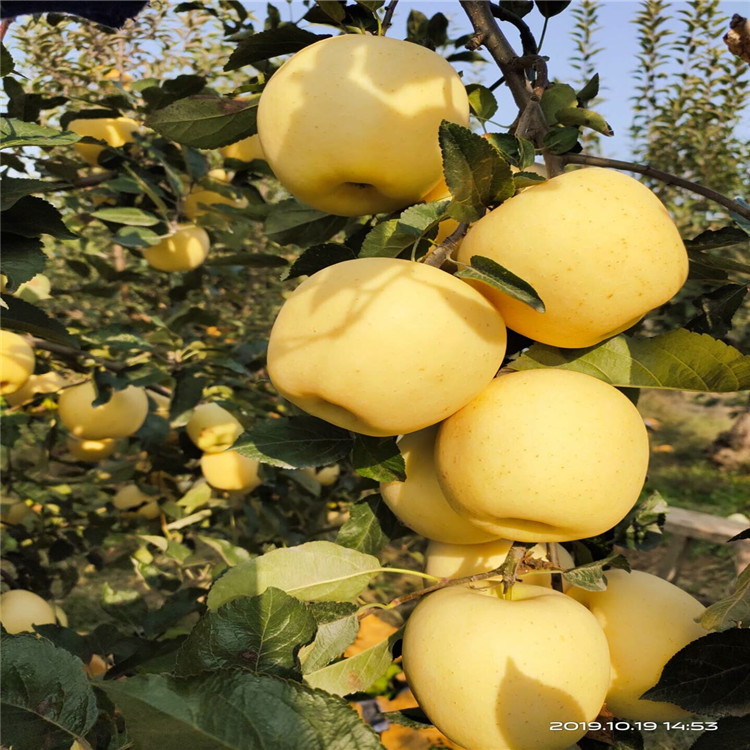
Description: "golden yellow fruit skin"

(257, 34), (469, 216)
(201, 450), (261, 491)
(113, 485), (161, 519)
(0, 330), (35, 395)
(4, 370), (64, 406)
(66, 435), (118, 461)
(58, 381), (149, 440)
(0, 589), (57, 633)
(302, 464), (341, 486)
(380, 426), (497, 544)
(143, 224), (210, 272)
(435, 369), (649, 542)
(267, 258), (507, 437)
(425, 538), (574, 588)
(53, 604), (68, 627)
(457, 168), (688, 347)
(220, 134), (265, 163)
(186, 403), (243, 453)
(68, 117), (140, 166)
(402, 584), (611, 750)
(568, 570), (706, 721)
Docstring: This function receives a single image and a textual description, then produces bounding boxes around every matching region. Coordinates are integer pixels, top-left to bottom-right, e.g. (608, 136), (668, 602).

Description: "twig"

(422, 223), (467, 268)
(489, 3), (538, 55)
(22, 170), (119, 195)
(561, 153), (750, 222)
(381, 0), (398, 35)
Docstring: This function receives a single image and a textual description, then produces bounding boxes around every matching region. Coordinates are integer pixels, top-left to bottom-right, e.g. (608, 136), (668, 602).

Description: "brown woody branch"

(561, 153), (750, 222)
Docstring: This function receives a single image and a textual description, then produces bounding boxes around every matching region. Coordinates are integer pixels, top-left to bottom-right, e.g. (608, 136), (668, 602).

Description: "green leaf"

(299, 603), (359, 675)
(456, 254), (545, 312)
(686, 284), (748, 338)
(483, 133), (536, 169)
(540, 83), (578, 125)
(440, 122), (514, 223)
(511, 330), (750, 391)
(383, 707), (433, 729)
(0, 295), (76, 345)
(535, 1), (572, 18)
(91, 207), (161, 226)
(351, 436), (406, 482)
(1, 43), (14, 76)
(642, 630), (749, 718)
(615, 491), (668, 551)
(304, 625), (402, 697)
(207, 541), (381, 609)
(336, 496), (408, 556)
(197, 535), (252, 567)
(685, 227), (750, 252)
(0, 177), (64, 210)
(577, 73), (600, 104)
(701, 566), (750, 632)
(542, 125), (580, 154)
(0, 234), (46, 287)
(1, 196), (76, 239)
(205, 253), (289, 268)
(0, 118), (80, 148)
(234, 416), (353, 469)
(0, 634), (99, 750)
(225, 26), (330, 71)
(360, 201), (447, 259)
(282, 243), (358, 280)
(146, 96), (257, 149)
(113, 225), (162, 248)
(563, 553), (631, 591)
(265, 199), (348, 248)
(99, 671), (384, 749)
(465, 84), (498, 122)
(556, 106), (613, 136)
(175, 588), (317, 678)
(689, 717), (750, 750)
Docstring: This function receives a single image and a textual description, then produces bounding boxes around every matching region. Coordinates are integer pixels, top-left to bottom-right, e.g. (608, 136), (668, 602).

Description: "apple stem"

(422, 223), (467, 268)
(562, 153), (750, 222)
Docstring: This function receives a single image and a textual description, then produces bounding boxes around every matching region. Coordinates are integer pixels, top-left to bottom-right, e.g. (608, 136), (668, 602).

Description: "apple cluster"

(257, 33), (703, 750)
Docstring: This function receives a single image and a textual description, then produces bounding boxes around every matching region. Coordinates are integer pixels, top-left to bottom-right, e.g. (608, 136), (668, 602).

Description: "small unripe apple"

(4, 370), (64, 407)
(186, 403), (243, 453)
(380, 425), (497, 544)
(425, 538), (574, 588)
(220, 134), (265, 163)
(142, 223), (210, 272)
(257, 34), (470, 216)
(402, 583), (611, 750)
(201, 450), (261, 492)
(113, 484), (160, 519)
(58, 380), (149, 440)
(457, 167), (688, 347)
(0, 500), (31, 525)
(0, 330), (35, 395)
(68, 116), (140, 165)
(568, 569), (706, 721)
(435, 369), (650, 542)
(267, 258), (507, 437)
(0, 589), (57, 633)
(66, 435), (118, 462)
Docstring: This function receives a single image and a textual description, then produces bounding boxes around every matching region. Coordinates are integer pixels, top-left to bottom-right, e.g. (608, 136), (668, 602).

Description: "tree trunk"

(710, 400), (750, 471)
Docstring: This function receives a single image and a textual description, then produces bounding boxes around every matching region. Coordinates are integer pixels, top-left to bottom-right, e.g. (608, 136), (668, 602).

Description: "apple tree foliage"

(1, 2), (749, 748)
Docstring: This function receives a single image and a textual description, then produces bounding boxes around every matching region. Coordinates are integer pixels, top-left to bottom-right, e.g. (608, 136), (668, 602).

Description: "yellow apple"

(220, 134), (265, 163)
(68, 116), (140, 165)
(0, 589), (57, 633)
(142, 223), (210, 272)
(0, 500), (31, 525)
(257, 34), (470, 216)
(457, 167), (688, 347)
(52, 604), (68, 627)
(16, 273), (51, 302)
(0, 330), (35, 395)
(267, 258), (507, 437)
(380, 425), (498, 544)
(66, 435), (118, 461)
(4, 370), (64, 407)
(402, 583), (611, 750)
(425, 538), (574, 589)
(113, 484), (161, 519)
(568, 569), (706, 721)
(58, 380), (149, 440)
(435, 369), (649, 542)
(302, 464), (341, 486)
(200, 450), (261, 492)
(186, 402), (243, 453)
(182, 169), (248, 220)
